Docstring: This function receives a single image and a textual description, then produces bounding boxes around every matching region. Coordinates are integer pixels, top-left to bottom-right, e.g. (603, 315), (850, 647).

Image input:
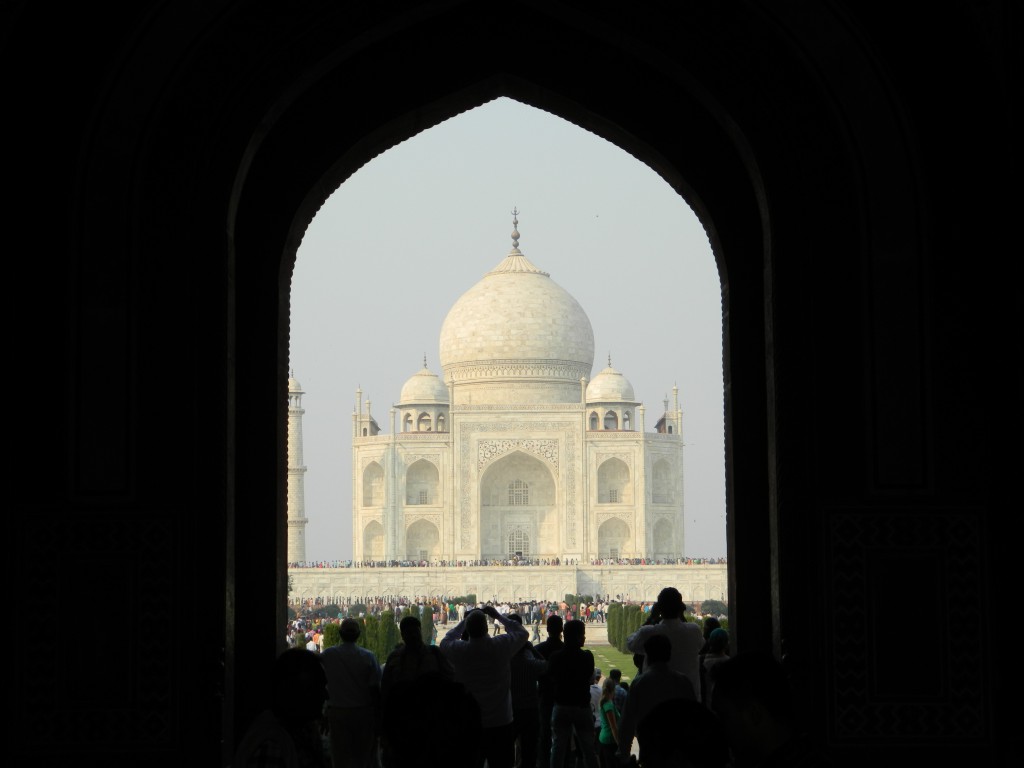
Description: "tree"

(699, 599), (728, 619)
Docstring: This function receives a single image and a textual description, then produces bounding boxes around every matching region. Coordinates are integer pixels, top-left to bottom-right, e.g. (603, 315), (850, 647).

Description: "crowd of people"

(238, 585), (826, 768)
(288, 597), (622, 644)
(288, 557), (728, 569)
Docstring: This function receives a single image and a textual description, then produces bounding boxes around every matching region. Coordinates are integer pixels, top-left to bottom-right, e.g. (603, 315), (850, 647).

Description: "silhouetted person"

(547, 619), (599, 768)
(700, 628), (730, 708)
(626, 587), (703, 701)
(381, 669), (482, 768)
(535, 614), (566, 767)
(233, 648), (329, 767)
(440, 605), (528, 768)
(596, 676), (622, 768)
(709, 650), (830, 768)
(698, 617), (722, 706)
(635, 698), (730, 768)
(699, 617), (722, 656)
(320, 618), (381, 768)
(379, 614), (455, 765)
(381, 615), (454, 701)
(508, 613), (547, 768)
(615, 634), (696, 767)
(590, 667), (603, 755)
(607, 669), (628, 714)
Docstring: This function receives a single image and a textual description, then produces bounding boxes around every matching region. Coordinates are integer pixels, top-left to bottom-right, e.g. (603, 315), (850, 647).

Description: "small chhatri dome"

(586, 359), (635, 402)
(288, 370), (303, 393)
(399, 359), (449, 404)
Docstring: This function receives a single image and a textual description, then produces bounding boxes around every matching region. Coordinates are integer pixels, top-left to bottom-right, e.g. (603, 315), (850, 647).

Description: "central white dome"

(439, 227), (595, 403)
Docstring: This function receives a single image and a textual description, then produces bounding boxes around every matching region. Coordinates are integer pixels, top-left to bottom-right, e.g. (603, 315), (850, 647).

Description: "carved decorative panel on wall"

(24, 516), (176, 747)
(828, 510), (985, 741)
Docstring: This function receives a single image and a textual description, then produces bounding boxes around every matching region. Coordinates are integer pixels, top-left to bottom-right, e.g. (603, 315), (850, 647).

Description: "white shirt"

(440, 613), (528, 727)
(590, 683), (602, 727)
(626, 617), (704, 698)
(320, 641), (382, 708)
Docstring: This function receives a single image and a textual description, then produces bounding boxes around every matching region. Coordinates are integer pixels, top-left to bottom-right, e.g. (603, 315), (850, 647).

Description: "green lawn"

(587, 643), (641, 684)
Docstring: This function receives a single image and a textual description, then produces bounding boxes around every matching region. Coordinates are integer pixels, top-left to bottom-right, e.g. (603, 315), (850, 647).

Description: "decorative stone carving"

(403, 454), (440, 466)
(405, 514), (441, 526)
(478, 438), (559, 472)
(596, 511), (632, 525)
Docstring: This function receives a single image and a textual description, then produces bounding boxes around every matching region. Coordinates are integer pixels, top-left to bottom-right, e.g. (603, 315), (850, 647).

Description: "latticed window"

(508, 480), (529, 505)
(609, 489), (619, 503)
(419, 490), (429, 504)
(508, 528), (530, 557)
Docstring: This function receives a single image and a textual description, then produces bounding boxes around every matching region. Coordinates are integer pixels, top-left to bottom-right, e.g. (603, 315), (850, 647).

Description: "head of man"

(546, 614), (564, 638)
(340, 618), (362, 643)
(708, 628), (730, 654)
(609, 668), (622, 684)
(643, 633), (672, 665)
(563, 619), (586, 648)
(656, 586), (685, 620)
(399, 615), (423, 646)
(465, 608), (489, 639)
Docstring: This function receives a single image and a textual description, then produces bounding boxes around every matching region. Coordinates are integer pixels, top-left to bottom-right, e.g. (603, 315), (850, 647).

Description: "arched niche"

(362, 462), (384, 507)
(479, 451), (556, 558)
(652, 459), (673, 504)
(405, 519), (439, 560)
(652, 518), (674, 557)
(598, 517), (631, 558)
(406, 458), (439, 505)
(597, 457), (631, 504)
(363, 520), (384, 560)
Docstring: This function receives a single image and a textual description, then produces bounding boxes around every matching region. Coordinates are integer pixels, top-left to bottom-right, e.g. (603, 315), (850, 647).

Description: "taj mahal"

(287, 215), (727, 605)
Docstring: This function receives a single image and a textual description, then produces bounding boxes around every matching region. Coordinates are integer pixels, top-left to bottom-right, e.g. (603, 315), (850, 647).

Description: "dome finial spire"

(511, 207), (520, 249)
(423, 353), (428, 369)
(608, 353), (612, 367)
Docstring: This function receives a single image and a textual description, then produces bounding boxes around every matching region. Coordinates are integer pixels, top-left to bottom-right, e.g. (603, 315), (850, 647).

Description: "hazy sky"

(289, 97), (726, 562)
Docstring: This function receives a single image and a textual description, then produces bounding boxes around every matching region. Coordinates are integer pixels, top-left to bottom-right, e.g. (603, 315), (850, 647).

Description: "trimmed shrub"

(321, 622), (341, 650)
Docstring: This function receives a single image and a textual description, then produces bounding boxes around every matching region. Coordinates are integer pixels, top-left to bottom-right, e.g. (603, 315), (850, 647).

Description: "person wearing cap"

(626, 587), (704, 701)
(319, 617), (382, 768)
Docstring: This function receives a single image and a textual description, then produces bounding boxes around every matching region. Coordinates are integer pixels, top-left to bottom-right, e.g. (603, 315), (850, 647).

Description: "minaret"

(287, 371), (309, 563)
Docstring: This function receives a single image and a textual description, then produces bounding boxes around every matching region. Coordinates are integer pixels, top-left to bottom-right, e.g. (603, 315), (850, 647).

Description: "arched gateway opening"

(248, 18), (774, 759)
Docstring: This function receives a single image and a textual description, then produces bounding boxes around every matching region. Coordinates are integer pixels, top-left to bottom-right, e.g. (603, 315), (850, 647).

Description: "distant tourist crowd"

(288, 596), (615, 635)
(288, 555), (727, 569)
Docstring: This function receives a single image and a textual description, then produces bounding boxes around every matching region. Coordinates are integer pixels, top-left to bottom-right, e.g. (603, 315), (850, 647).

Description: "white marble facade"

(351, 216), (685, 564)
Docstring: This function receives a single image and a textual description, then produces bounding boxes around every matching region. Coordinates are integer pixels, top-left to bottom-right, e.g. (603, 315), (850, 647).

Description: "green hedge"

(605, 602), (646, 653)
(321, 623), (341, 650)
